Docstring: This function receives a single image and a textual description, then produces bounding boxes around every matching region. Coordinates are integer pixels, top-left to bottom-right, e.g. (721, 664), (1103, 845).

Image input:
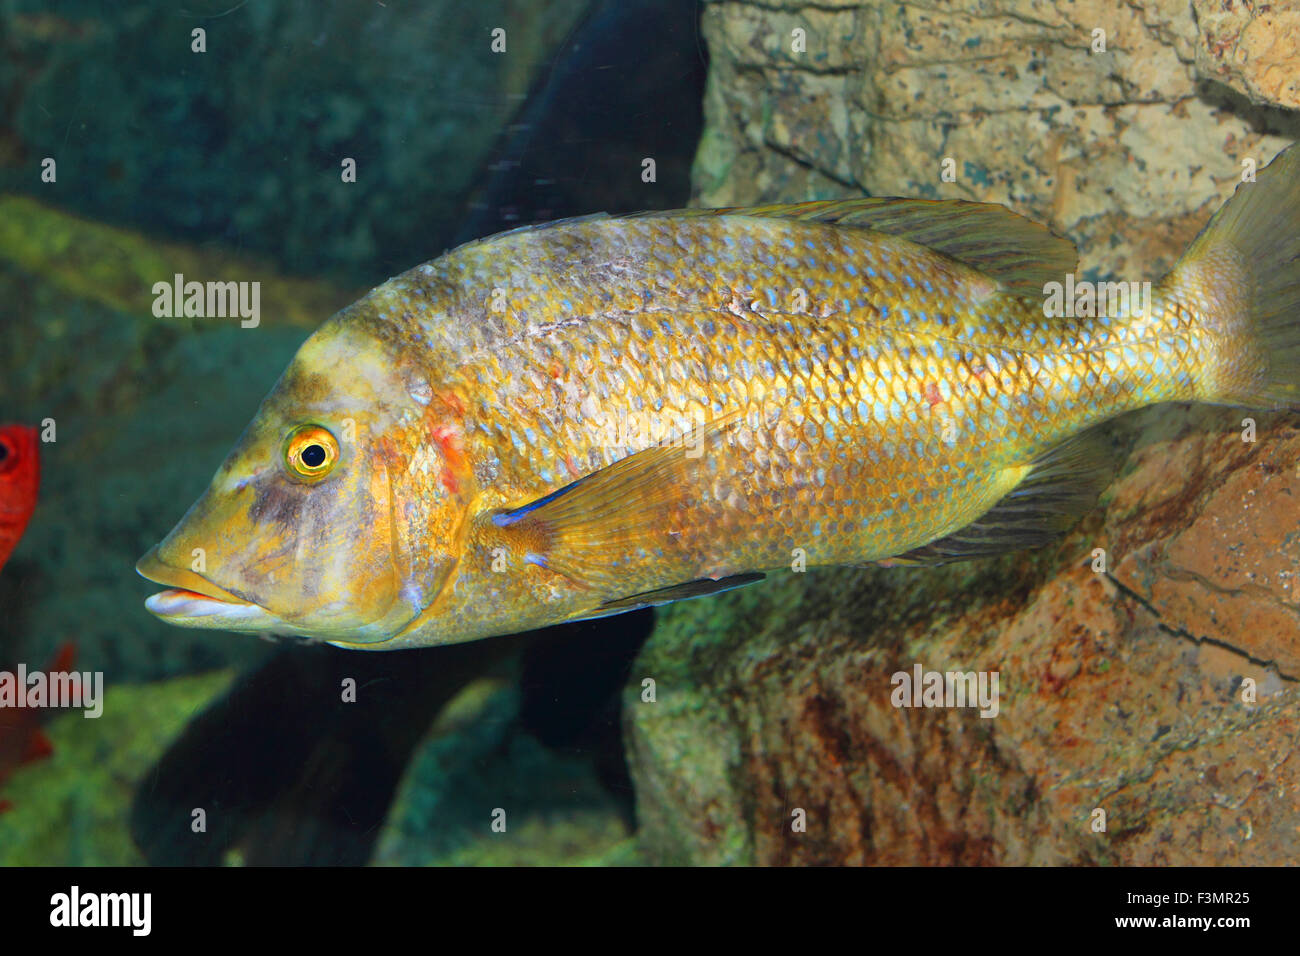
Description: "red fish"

(0, 425), (39, 573)
(0, 643), (75, 812)
(0, 424), (48, 810)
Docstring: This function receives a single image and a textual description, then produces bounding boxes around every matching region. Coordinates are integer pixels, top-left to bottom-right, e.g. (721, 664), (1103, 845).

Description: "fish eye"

(0, 438), (12, 472)
(283, 424), (340, 482)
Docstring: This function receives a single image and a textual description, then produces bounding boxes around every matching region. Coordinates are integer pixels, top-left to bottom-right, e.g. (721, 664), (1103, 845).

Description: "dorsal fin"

(459, 211), (613, 250)
(634, 198), (1077, 294)
(882, 428), (1117, 566)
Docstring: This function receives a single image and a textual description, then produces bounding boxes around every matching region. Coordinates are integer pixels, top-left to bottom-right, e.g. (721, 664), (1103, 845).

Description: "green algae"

(0, 194), (358, 327)
(0, 670), (234, 865)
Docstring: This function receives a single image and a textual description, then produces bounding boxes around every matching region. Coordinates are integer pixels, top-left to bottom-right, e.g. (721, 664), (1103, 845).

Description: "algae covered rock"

(0, 670), (234, 865)
(375, 676), (635, 866)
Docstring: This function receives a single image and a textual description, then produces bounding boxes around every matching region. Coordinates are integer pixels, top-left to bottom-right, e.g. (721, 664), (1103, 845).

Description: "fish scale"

(137, 144), (1300, 647)
(340, 214), (1209, 641)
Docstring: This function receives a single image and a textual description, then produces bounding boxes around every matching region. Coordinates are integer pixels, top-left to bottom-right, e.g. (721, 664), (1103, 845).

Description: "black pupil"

(301, 444), (326, 468)
(0, 442), (8, 464)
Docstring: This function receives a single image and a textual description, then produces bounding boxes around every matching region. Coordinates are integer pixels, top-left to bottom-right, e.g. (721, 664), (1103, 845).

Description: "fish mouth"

(136, 546), (276, 631)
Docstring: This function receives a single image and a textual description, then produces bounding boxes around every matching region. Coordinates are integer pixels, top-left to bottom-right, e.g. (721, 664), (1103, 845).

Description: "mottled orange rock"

(1109, 418), (1300, 674)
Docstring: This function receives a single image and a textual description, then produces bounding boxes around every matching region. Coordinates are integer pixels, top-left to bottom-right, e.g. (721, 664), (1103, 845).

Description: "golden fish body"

(137, 146), (1300, 648)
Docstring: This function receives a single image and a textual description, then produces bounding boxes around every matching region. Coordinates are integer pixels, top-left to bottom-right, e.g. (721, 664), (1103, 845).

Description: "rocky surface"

(375, 675), (635, 866)
(692, 0), (1300, 282)
(627, 0), (1300, 865)
(1193, 0), (1300, 111)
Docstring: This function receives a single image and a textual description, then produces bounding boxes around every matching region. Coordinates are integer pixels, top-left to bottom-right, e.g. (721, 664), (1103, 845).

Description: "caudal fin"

(1168, 143), (1300, 408)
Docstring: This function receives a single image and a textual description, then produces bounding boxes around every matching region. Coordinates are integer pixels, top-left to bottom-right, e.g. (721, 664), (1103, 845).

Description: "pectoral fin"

(489, 410), (745, 587)
(594, 572), (765, 614)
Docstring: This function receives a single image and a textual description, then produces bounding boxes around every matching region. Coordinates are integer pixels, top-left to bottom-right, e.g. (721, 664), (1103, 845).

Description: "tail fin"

(1166, 143), (1300, 408)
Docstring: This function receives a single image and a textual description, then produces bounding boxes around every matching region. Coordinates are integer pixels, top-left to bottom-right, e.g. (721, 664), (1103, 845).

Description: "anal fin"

(887, 428), (1118, 566)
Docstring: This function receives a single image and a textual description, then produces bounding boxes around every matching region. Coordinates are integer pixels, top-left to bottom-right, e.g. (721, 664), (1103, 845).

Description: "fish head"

(136, 310), (469, 646)
(0, 424), (40, 572)
(0, 424), (40, 504)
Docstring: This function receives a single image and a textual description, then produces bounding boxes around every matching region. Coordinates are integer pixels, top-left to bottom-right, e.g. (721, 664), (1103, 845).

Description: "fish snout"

(136, 543), (271, 631)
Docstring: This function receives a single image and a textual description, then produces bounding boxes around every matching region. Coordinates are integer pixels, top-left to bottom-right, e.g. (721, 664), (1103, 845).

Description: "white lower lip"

(144, 588), (267, 625)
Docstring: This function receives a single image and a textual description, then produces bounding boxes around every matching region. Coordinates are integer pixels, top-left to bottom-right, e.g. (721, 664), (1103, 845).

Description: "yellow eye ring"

(284, 424), (340, 482)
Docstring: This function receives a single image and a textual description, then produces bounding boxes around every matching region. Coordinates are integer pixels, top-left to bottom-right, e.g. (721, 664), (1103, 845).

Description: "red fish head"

(0, 425), (40, 572)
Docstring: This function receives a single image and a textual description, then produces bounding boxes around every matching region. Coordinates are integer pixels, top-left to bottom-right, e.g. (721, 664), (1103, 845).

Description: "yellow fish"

(138, 145), (1300, 649)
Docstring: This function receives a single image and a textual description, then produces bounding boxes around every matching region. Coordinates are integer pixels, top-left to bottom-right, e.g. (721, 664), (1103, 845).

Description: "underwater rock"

(692, 0), (1300, 283)
(375, 677), (636, 866)
(374, 617), (651, 866)
(1192, 0), (1300, 110)
(628, 0), (1300, 865)
(1104, 414), (1300, 676)
(626, 406), (1300, 865)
